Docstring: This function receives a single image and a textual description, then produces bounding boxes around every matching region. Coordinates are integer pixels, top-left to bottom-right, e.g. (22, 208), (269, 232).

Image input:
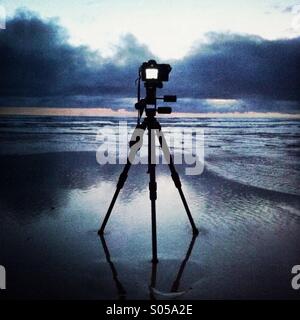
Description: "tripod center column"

(148, 126), (157, 201)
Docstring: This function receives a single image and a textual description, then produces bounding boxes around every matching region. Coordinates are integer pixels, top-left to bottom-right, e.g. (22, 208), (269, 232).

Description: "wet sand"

(0, 151), (299, 299)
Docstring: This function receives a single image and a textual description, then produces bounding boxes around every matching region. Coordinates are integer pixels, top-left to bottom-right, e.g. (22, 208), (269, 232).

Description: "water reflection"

(0, 152), (150, 221)
(0, 151), (299, 223)
(100, 234), (198, 300)
(0, 151), (300, 299)
(99, 235), (126, 300)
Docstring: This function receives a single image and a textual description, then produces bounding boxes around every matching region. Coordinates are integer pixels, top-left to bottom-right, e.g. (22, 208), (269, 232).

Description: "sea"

(0, 115), (299, 299)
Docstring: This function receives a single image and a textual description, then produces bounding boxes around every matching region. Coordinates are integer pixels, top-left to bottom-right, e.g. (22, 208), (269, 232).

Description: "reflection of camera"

(140, 60), (172, 83)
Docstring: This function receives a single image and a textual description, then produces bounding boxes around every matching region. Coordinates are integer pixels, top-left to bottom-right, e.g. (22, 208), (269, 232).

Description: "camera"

(140, 60), (172, 83)
(136, 59), (177, 118)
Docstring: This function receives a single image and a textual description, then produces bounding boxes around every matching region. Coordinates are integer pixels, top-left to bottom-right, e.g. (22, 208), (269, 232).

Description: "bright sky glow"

(1, 0), (299, 59)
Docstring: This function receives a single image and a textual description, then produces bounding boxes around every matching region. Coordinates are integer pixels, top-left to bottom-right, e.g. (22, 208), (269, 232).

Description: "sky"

(1, 0), (299, 59)
(0, 0), (299, 113)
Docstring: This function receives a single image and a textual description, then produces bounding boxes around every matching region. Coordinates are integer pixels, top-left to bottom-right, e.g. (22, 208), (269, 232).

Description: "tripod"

(98, 113), (199, 263)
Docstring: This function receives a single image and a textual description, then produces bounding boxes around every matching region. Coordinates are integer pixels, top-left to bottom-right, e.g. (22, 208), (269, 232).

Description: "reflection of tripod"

(99, 234), (197, 300)
(100, 235), (126, 300)
(149, 235), (197, 300)
(98, 113), (199, 263)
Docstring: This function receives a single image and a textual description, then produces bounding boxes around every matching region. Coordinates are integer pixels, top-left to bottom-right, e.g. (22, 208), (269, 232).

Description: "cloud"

(172, 33), (300, 102)
(175, 98), (300, 114)
(0, 9), (153, 97)
(281, 4), (300, 14)
(0, 9), (299, 113)
(282, 5), (294, 13)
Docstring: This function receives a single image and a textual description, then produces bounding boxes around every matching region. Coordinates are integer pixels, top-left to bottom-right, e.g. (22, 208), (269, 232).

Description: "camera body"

(140, 60), (172, 83)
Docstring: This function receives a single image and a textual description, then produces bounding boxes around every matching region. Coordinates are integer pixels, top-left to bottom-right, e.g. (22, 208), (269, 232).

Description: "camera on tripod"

(99, 59), (199, 263)
(135, 60), (177, 118)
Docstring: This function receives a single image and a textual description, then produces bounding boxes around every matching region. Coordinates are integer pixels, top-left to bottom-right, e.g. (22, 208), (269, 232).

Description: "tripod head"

(135, 60), (177, 122)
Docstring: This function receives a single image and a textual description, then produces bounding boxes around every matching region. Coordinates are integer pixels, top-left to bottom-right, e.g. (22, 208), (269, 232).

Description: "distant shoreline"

(0, 107), (299, 119)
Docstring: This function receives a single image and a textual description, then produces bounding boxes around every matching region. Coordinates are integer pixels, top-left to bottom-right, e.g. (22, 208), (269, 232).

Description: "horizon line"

(0, 107), (299, 119)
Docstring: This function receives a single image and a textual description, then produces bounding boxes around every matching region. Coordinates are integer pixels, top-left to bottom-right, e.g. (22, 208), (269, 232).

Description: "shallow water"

(0, 116), (299, 299)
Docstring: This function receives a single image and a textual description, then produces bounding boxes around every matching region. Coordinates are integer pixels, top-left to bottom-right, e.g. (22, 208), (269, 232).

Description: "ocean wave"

(204, 162), (300, 200)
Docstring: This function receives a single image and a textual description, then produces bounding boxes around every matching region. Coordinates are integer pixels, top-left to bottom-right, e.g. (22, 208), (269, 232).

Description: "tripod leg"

(98, 163), (130, 235)
(157, 128), (199, 235)
(148, 127), (158, 263)
(98, 124), (145, 235)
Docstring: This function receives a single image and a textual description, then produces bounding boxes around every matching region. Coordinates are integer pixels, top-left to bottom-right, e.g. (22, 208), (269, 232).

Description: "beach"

(0, 115), (299, 299)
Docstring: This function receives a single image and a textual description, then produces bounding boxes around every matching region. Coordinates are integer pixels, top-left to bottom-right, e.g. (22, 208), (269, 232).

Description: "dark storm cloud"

(172, 33), (300, 101)
(0, 10), (153, 97)
(0, 10), (299, 113)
